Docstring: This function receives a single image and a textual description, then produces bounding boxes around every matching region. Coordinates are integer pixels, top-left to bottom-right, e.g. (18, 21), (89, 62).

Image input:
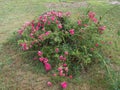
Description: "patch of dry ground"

(45, 1), (88, 9)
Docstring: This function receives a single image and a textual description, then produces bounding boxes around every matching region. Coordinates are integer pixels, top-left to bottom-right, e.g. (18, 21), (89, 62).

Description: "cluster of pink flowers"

(38, 51), (51, 72)
(18, 11), (73, 51)
(88, 11), (98, 23)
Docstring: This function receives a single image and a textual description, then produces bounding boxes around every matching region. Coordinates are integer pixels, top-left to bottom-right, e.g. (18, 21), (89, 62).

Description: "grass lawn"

(0, 0), (120, 90)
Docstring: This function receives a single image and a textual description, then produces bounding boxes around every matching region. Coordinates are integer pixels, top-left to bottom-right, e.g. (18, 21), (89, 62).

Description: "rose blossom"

(44, 63), (51, 71)
(55, 48), (59, 53)
(69, 29), (74, 35)
(63, 63), (67, 67)
(64, 67), (68, 72)
(77, 20), (81, 25)
(47, 81), (52, 87)
(95, 43), (99, 47)
(69, 75), (73, 79)
(18, 29), (24, 35)
(59, 55), (64, 60)
(64, 51), (68, 55)
(38, 51), (43, 56)
(99, 26), (106, 31)
(59, 70), (63, 76)
(39, 57), (44, 62)
(58, 24), (62, 29)
(61, 81), (67, 89)
(45, 31), (51, 36)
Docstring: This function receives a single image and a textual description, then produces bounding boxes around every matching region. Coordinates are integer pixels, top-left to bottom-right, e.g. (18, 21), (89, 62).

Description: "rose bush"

(17, 10), (106, 88)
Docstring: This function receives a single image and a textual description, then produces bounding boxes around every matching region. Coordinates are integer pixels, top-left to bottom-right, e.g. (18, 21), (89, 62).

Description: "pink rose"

(95, 43), (99, 47)
(64, 67), (68, 72)
(77, 20), (81, 25)
(44, 63), (51, 71)
(30, 33), (34, 38)
(51, 16), (55, 21)
(20, 43), (29, 50)
(69, 75), (73, 79)
(18, 29), (24, 35)
(59, 55), (64, 60)
(58, 67), (63, 71)
(43, 58), (48, 64)
(63, 57), (66, 61)
(47, 81), (52, 87)
(59, 70), (63, 76)
(64, 51), (68, 56)
(57, 11), (63, 17)
(39, 57), (44, 62)
(45, 31), (51, 36)
(69, 29), (74, 35)
(55, 48), (59, 53)
(99, 26), (106, 31)
(63, 63), (67, 67)
(92, 18), (98, 23)
(58, 24), (62, 29)
(88, 11), (95, 19)
(38, 51), (43, 56)
(61, 81), (67, 89)
(88, 11), (98, 23)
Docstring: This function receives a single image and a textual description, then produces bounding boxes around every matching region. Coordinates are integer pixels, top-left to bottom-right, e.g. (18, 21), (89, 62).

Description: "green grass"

(0, 0), (120, 90)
